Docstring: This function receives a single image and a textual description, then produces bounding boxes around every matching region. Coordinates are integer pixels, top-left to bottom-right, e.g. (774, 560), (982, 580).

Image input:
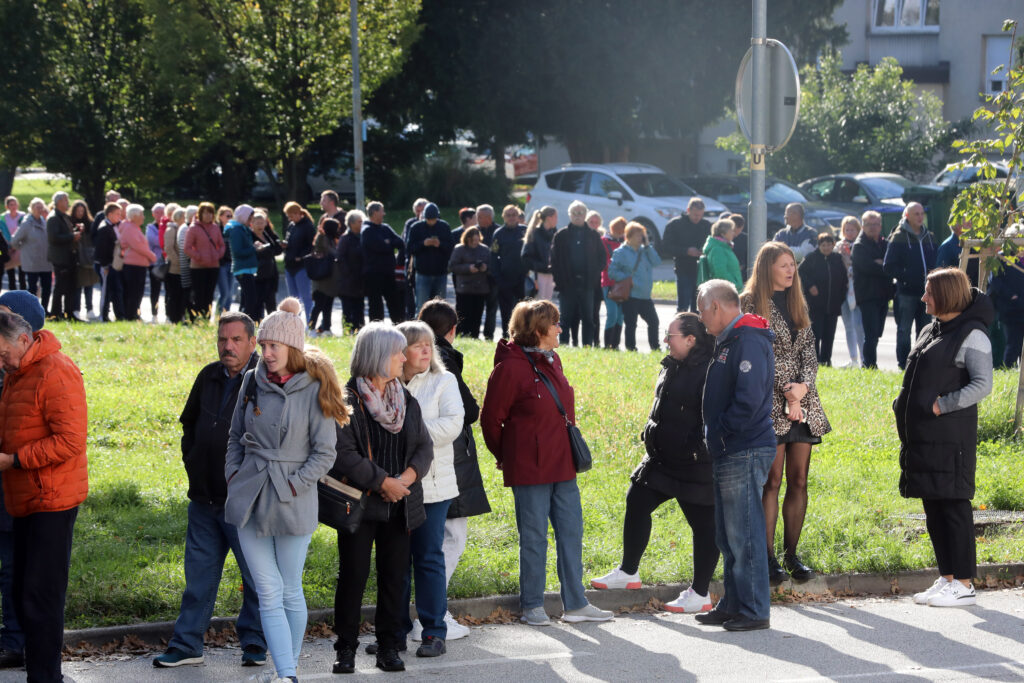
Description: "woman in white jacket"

(395, 321), (464, 657)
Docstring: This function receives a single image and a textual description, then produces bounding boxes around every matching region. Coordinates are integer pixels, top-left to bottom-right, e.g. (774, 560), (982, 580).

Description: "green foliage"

(718, 53), (952, 182)
(388, 148), (512, 210)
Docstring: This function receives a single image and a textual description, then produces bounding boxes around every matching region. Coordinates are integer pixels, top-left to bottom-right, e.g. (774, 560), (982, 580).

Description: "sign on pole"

(736, 39), (801, 152)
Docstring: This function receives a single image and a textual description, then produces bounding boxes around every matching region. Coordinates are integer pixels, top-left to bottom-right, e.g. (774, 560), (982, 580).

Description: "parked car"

(932, 161), (1011, 187)
(681, 174), (847, 234)
(252, 158), (355, 202)
(523, 163), (727, 248)
(797, 172), (920, 220)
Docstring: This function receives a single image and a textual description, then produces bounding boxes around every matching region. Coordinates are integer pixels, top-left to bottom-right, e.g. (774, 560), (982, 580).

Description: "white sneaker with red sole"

(590, 567), (641, 590)
(663, 587), (712, 613)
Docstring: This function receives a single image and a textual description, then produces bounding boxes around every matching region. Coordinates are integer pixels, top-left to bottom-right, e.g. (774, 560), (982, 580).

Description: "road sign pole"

(350, 0), (365, 211)
(748, 0), (768, 265)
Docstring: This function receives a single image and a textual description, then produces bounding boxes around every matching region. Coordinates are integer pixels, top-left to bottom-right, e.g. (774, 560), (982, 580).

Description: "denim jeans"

(895, 292), (930, 369)
(0, 529), (23, 652)
(713, 447), (775, 621)
(512, 479), (586, 612)
(859, 299), (888, 368)
(285, 268), (314, 322)
(414, 273), (448, 312)
(167, 502), (265, 657)
(99, 265), (124, 321)
(602, 287), (623, 328)
(216, 262), (234, 311)
(401, 499), (452, 640)
(840, 300), (864, 366)
(676, 272), (696, 312)
(236, 526), (312, 679)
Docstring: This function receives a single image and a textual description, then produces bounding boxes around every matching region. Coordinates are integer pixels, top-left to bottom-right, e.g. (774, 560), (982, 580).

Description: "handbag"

(317, 402), (373, 533)
(608, 248), (641, 303)
(303, 251), (333, 280)
(111, 240), (124, 271)
(522, 350), (593, 473)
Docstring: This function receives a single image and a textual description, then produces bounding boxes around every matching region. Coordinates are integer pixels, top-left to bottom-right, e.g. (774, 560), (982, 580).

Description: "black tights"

(762, 442), (813, 556)
(620, 481), (718, 596)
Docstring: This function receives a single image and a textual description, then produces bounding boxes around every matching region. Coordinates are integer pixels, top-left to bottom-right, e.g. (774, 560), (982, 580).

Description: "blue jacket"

(702, 313), (776, 458)
(936, 233), (961, 268)
(490, 223), (527, 288)
(360, 221), (405, 276)
(407, 218), (455, 276)
(225, 220), (258, 274)
(883, 220), (937, 296)
(607, 242), (660, 299)
(989, 256), (1024, 315)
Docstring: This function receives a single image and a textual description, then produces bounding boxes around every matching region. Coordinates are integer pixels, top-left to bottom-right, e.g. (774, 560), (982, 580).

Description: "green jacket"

(697, 235), (743, 290)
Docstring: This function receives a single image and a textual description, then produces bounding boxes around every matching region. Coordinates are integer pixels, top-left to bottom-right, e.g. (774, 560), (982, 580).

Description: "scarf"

(521, 346), (555, 364)
(356, 377), (407, 433)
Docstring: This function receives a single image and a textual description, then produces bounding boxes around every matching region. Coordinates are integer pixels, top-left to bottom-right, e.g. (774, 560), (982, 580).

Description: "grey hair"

(711, 218), (735, 238)
(350, 323), (408, 380)
(413, 198), (429, 210)
(366, 201), (384, 216)
(861, 210), (882, 223)
(395, 321), (444, 374)
(51, 191), (69, 205)
(29, 197), (46, 211)
(125, 203), (145, 221)
(218, 311), (256, 338)
(186, 205), (199, 223)
(785, 202), (805, 218)
(171, 208), (186, 224)
(687, 197), (705, 210)
(346, 209), (367, 227)
(475, 204), (494, 216)
(585, 210), (602, 224)
(697, 279), (740, 309)
(568, 200), (588, 218)
(0, 311), (32, 344)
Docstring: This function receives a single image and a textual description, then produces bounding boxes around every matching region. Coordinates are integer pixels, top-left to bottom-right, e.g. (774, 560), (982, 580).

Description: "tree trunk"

(0, 169), (14, 199)
(282, 156), (310, 206)
(493, 140), (507, 184)
(75, 175), (105, 212)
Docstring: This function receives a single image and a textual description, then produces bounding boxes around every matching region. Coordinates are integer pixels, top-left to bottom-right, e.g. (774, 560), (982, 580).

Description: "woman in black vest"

(590, 312), (718, 614)
(895, 267), (993, 608)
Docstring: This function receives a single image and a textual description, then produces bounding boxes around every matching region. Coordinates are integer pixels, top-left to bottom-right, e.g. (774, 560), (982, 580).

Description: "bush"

(388, 148), (511, 210)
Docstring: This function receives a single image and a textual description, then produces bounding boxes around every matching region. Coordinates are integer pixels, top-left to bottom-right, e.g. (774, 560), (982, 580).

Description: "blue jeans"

(0, 529), (23, 652)
(602, 287), (623, 328)
(859, 298), (888, 368)
(216, 263), (233, 311)
(401, 499), (452, 640)
(285, 268), (314, 323)
(512, 479), (586, 612)
(167, 502), (264, 657)
(236, 526), (312, 679)
(415, 273), (448, 312)
(713, 447), (775, 621)
(840, 300), (864, 366)
(676, 272), (696, 312)
(895, 292), (930, 369)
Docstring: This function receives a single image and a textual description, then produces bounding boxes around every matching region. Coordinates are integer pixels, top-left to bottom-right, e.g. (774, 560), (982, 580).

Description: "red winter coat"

(0, 330), (88, 516)
(481, 341), (576, 487)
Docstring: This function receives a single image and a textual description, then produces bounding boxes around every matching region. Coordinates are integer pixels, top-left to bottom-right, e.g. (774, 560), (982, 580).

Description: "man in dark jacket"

(361, 201), (406, 323)
(550, 200), (606, 346)
(490, 205), (528, 339)
(661, 198), (709, 312)
(476, 205), (500, 339)
(851, 211), (893, 368)
(154, 313), (266, 668)
(45, 192), (79, 321)
(697, 279), (776, 632)
(798, 233), (848, 365)
(883, 202), (937, 368)
(407, 203), (454, 311)
(403, 198), (429, 319)
(93, 203), (124, 322)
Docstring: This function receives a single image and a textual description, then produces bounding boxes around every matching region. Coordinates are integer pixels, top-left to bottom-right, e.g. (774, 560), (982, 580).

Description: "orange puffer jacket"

(0, 330), (88, 516)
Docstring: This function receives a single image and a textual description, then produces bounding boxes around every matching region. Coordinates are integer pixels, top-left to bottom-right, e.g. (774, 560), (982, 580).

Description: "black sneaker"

(784, 553), (816, 582)
(240, 644), (266, 667)
(376, 647), (405, 672)
(416, 636), (447, 658)
(0, 648), (23, 669)
(694, 608), (737, 626)
(365, 642), (406, 655)
(723, 615), (770, 631)
(333, 647), (356, 674)
(768, 554), (789, 586)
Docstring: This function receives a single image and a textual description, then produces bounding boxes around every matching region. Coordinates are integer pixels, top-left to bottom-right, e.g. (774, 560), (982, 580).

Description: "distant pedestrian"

(251, 210), (283, 323)
(45, 192), (78, 321)
(94, 202), (125, 321)
(225, 205), (259, 321)
(407, 203), (455, 311)
(476, 205), (500, 339)
(309, 218), (341, 336)
(522, 206), (557, 301)
(697, 218), (743, 290)
(361, 201), (406, 323)
(283, 201), (317, 319)
(490, 205), (529, 339)
(336, 210), (366, 332)
(9, 199), (51, 311)
(215, 205), (235, 315)
(851, 210), (893, 368)
(772, 203), (818, 263)
(600, 217), (626, 349)
(147, 203), (166, 321)
(550, 201), (606, 347)
(730, 213), (749, 278)
(185, 202), (227, 319)
(448, 227), (491, 337)
(403, 198), (429, 320)
(117, 204), (158, 321)
(70, 200), (99, 321)
(2, 197), (25, 292)
(799, 232), (848, 366)
(660, 198), (708, 312)
(987, 235), (1024, 367)
(163, 207), (187, 324)
(836, 216), (864, 367)
(608, 222), (661, 352)
(883, 202), (938, 369)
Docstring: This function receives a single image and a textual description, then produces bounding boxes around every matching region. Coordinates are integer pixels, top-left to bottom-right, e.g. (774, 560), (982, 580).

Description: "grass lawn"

(652, 280), (676, 302)
(8, 177), (81, 210)
(46, 321), (1024, 628)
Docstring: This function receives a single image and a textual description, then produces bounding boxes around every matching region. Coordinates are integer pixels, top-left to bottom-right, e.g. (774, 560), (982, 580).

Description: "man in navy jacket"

(489, 205), (528, 339)
(697, 279), (776, 632)
(883, 202), (937, 368)
(361, 201), (406, 323)
(407, 203), (454, 311)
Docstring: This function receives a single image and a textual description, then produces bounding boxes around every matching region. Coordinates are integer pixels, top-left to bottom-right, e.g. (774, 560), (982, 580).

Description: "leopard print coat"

(742, 297), (832, 438)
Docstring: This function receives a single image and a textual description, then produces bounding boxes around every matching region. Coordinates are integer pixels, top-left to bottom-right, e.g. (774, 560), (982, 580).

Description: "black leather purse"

(523, 351), (593, 473)
(317, 405), (372, 533)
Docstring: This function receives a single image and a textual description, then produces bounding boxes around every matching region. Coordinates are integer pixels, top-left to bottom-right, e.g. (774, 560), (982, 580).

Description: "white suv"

(523, 163), (727, 249)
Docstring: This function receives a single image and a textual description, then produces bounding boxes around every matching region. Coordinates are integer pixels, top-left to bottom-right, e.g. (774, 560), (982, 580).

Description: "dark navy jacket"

(883, 220), (937, 296)
(360, 221), (405, 276)
(989, 256), (1024, 315)
(490, 223), (527, 288)
(407, 218), (455, 276)
(283, 216), (315, 274)
(702, 313), (776, 458)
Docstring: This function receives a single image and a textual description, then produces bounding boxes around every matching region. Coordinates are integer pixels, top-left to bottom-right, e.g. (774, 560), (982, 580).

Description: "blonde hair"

(283, 201), (313, 223)
(741, 242), (810, 330)
(285, 345), (351, 426)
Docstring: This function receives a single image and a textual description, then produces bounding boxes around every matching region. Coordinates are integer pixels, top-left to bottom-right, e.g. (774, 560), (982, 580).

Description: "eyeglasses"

(664, 333), (687, 338)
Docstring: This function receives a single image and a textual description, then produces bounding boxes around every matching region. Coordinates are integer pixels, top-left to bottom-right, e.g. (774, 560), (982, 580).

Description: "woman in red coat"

(481, 299), (612, 627)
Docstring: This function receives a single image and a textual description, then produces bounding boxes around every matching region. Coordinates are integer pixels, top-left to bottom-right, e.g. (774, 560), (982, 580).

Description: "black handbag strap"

(521, 350), (572, 427)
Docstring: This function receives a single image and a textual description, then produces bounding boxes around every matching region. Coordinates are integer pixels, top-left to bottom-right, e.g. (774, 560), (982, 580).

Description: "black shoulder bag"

(317, 401), (369, 534)
(522, 352), (593, 473)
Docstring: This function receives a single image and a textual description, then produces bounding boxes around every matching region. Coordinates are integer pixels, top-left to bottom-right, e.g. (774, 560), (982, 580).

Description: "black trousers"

(25, 271), (52, 312)
(859, 298), (888, 368)
(5, 267), (26, 291)
(622, 297), (660, 352)
(14, 506), (78, 683)
(148, 268), (163, 317)
(191, 267), (219, 318)
(235, 274), (259, 321)
(456, 292), (487, 337)
(339, 296), (364, 332)
(559, 287), (596, 346)
(165, 273), (185, 323)
(497, 283), (525, 339)
(334, 515), (411, 652)
(810, 311), (839, 365)
(620, 482), (718, 596)
(256, 277), (278, 322)
(365, 273), (405, 323)
(483, 285), (499, 339)
(922, 498), (976, 580)
(310, 290), (335, 332)
(49, 266), (77, 319)
(121, 264), (148, 321)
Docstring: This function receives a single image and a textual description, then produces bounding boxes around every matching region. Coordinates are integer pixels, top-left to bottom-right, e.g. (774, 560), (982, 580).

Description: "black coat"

(46, 210), (77, 267)
(633, 348), (714, 505)
(490, 223), (527, 288)
(336, 229), (364, 298)
(895, 291), (993, 500)
(255, 226), (283, 281)
(436, 337), (491, 518)
(284, 216), (316, 274)
(660, 216), (708, 279)
(550, 223), (606, 293)
(799, 249), (848, 317)
(851, 233), (893, 305)
(522, 227), (555, 274)
(180, 353), (259, 505)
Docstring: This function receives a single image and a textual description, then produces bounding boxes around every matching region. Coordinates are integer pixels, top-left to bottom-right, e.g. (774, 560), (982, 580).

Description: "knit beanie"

(234, 204), (254, 225)
(0, 291), (45, 332)
(257, 297), (305, 350)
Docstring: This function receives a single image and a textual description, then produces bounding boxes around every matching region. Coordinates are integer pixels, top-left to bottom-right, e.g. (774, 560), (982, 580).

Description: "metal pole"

(748, 0), (768, 266)
(350, 0), (365, 210)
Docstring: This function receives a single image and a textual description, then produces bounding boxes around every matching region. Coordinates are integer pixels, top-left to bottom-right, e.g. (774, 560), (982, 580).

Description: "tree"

(717, 53), (953, 183)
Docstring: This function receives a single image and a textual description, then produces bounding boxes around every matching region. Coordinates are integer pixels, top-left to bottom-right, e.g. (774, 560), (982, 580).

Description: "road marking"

(300, 651), (594, 678)
(776, 658), (1024, 681)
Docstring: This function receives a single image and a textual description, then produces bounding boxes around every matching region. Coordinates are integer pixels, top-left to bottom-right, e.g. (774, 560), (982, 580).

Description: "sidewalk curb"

(63, 562), (1024, 648)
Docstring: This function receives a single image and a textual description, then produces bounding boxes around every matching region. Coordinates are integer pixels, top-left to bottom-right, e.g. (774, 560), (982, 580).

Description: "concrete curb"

(62, 562), (1024, 648)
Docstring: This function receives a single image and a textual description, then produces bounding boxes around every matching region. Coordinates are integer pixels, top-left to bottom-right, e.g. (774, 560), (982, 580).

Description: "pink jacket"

(184, 221), (226, 268)
(116, 221), (157, 267)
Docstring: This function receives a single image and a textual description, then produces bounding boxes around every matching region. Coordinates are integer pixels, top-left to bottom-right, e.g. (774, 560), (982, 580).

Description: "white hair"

(171, 208), (186, 224)
(568, 200), (588, 218)
(413, 198), (429, 210)
(125, 203), (145, 221)
(185, 205), (198, 223)
(475, 204), (494, 216)
(51, 191), (69, 205)
(346, 209), (367, 227)
(395, 321), (444, 374)
(697, 279), (740, 308)
(29, 197), (46, 212)
(366, 201), (383, 216)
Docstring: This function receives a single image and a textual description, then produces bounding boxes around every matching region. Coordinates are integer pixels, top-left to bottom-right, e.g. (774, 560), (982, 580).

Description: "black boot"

(784, 552), (816, 582)
(768, 553), (789, 586)
(376, 647), (405, 672)
(333, 647), (356, 674)
(609, 324), (622, 350)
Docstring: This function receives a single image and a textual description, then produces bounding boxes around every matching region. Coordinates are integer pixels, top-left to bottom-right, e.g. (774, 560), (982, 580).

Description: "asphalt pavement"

(32, 589), (1024, 682)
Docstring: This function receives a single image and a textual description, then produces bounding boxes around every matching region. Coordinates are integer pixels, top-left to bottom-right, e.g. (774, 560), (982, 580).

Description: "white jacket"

(404, 369), (464, 503)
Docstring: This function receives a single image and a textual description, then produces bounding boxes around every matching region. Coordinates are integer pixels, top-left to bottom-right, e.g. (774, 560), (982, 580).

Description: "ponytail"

(287, 345), (352, 426)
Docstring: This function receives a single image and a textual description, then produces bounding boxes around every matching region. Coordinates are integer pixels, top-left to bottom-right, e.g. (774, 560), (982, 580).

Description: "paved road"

(36, 589), (1024, 682)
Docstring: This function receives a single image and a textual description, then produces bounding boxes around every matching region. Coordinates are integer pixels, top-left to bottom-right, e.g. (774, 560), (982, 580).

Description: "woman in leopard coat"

(741, 241), (831, 586)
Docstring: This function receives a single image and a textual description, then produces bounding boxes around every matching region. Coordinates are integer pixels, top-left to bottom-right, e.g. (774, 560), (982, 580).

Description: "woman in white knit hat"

(225, 297), (349, 683)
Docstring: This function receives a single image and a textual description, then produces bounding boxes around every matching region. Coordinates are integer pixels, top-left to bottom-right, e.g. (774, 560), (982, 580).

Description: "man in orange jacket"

(0, 310), (87, 683)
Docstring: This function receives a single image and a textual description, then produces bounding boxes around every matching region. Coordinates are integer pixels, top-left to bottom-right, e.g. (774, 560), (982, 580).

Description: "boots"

(604, 324), (622, 350)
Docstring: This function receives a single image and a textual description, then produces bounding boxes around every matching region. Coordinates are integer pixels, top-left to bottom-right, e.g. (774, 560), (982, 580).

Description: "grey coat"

(225, 360), (338, 536)
(448, 243), (491, 295)
(10, 214), (52, 273)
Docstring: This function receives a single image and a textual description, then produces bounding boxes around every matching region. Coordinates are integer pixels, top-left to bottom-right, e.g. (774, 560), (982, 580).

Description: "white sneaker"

(590, 567), (641, 590)
(928, 580), (976, 607)
(912, 577), (950, 605)
(663, 587), (713, 614)
(521, 606), (551, 626)
(444, 612), (470, 640)
(562, 602), (613, 623)
(409, 618), (423, 641)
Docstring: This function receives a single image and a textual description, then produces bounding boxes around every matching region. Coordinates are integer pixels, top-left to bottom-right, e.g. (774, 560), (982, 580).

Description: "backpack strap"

(241, 368), (260, 416)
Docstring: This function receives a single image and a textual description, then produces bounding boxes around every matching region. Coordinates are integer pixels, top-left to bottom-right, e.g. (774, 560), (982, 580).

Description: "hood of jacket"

(935, 288), (994, 337)
(492, 338), (552, 368)
(11, 329), (63, 376)
(894, 219), (932, 243)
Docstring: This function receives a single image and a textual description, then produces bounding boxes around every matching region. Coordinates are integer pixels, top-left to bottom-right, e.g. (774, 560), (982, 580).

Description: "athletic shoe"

(240, 645), (267, 667)
(913, 577), (951, 605)
(521, 607), (552, 626)
(562, 603), (613, 623)
(409, 618), (423, 642)
(663, 587), (713, 614)
(590, 567), (641, 590)
(723, 615), (770, 631)
(415, 635), (447, 658)
(928, 581), (977, 607)
(152, 647), (203, 667)
(445, 612), (470, 640)
(695, 608), (736, 626)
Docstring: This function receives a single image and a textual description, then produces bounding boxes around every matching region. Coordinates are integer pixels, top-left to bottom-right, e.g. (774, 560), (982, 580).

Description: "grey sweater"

(225, 360), (337, 536)
(10, 214), (52, 273)
(936, 329), (993, 414)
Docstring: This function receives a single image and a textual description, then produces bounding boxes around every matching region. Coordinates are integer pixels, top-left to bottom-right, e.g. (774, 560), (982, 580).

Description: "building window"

(872, 0), (939, 33)
(985, 35), (1012, 95)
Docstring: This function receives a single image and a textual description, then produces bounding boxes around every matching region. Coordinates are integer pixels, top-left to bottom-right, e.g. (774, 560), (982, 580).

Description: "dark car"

(681, 174), (847, 233)
(797, 172), (918, 220)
